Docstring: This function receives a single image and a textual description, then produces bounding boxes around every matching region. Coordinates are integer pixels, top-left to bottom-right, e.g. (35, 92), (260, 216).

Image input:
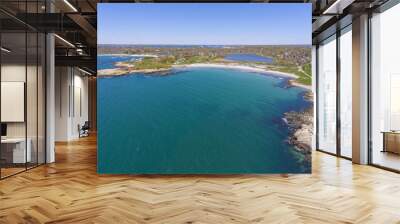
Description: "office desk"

(1, 138), (31, 163)
(381, 131), (400, 154)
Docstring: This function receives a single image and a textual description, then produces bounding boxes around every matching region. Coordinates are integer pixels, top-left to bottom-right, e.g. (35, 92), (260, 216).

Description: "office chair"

(79, 121), (90, 138)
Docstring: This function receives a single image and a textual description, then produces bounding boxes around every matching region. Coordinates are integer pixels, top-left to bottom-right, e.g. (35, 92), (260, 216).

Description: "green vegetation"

(133, 56), (175, 70)
(120, 51), (312, 86)
(302, 63), (311, 76)
(269, 63), (311, 86)
(99, 45), (311, 68)
(299, 63), (312, 85)
(177, 55), (220, 64)
(132, 55), (221, 70)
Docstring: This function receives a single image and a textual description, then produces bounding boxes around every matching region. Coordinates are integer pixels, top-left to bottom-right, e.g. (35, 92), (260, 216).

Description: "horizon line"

(98, 43), (311, 46)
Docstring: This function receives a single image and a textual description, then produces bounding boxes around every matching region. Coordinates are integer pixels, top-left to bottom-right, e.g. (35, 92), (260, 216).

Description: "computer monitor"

(1, 123), (7, 137)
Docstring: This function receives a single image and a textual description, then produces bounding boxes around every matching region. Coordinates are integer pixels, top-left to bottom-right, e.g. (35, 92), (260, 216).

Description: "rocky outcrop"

(284, 99), (313, 163)
(97, 67), (173, 77)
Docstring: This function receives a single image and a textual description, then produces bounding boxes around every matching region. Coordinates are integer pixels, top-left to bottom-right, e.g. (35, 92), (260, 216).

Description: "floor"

(0, 135), (400, 223)
(372, 150), (400, 171)
(0, 167), (25, 178)
(1, 163), (43, 178)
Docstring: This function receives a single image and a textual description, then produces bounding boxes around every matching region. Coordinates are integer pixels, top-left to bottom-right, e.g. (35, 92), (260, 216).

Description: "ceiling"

(0, 0), (391, 74)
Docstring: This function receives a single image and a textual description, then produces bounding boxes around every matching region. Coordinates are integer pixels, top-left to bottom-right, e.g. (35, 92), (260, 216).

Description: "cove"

(98, 67), (311, 174)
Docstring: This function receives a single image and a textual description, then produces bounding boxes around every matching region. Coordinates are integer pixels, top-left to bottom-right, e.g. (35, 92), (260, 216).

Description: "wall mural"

(97, 3), (313, 174)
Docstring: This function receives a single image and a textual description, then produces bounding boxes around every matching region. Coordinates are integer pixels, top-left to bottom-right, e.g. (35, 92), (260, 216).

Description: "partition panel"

(339, 26), (353, 158)
(0, 1), (47, 179)
(370, 2), (400, 171)
(0, 31), (28, 178)
(27, 31), (38, 169)
(317, 35), (337, 154)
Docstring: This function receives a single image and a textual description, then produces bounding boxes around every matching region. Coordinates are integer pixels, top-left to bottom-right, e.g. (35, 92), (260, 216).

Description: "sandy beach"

(98, 61), (312, 91)
(177, 63), (299, 78)
(175, 63), (313, 90)
(98, 53), (158, 57)
(290, 82), (312, 91)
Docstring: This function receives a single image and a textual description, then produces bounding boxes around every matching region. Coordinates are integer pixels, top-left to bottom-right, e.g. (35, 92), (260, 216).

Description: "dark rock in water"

(303, 91), (313, 102)
(284, 106), (313, 163)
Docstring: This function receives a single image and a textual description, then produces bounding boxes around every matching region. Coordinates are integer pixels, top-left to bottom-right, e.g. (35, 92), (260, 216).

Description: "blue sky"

(98, 4), (311, 45)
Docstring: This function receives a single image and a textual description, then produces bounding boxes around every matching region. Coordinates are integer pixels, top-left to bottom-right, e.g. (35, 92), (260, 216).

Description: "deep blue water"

(97, 55), (142, 70)
(224, 53), (273, 64)
(98, 63), (311, 174)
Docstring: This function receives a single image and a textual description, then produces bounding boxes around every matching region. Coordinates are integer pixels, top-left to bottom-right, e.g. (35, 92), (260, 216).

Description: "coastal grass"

(133, 57), (174, 70)
(299, 63), (312, 86)
(270, 63), (311, 86)
(133, 55), (221, 70)
(129, 55), (312, 86)
(303, 63), (311, 76)
(177, 55), (220, 64)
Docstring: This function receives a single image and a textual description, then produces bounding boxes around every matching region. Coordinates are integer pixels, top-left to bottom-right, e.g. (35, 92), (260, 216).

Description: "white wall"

(1, 65), (26, 142)
(55, 66), (70, 141)
(55, 67), (89, 141)
(71, 73), (89, 138)
(1, 63), (46, 164)
(1, 65), (33, 138)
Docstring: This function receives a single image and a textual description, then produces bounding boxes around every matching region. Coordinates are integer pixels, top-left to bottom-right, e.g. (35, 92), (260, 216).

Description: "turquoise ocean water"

(97, 56), (311, 174)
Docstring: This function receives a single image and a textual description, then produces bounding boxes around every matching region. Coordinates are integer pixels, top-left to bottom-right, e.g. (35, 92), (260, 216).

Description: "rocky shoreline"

(98, 62), (312, 89)
(284, 93), (313, 164)
(98, 61), (174, 77)
(98, 67), (173, 77)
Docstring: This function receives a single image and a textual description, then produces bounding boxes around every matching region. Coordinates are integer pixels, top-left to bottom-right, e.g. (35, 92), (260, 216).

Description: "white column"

(352, 14), (369, 164)
(55, 67), (73, 141)
(312, 45), (317, 151)
(46, 33), (55, 163)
